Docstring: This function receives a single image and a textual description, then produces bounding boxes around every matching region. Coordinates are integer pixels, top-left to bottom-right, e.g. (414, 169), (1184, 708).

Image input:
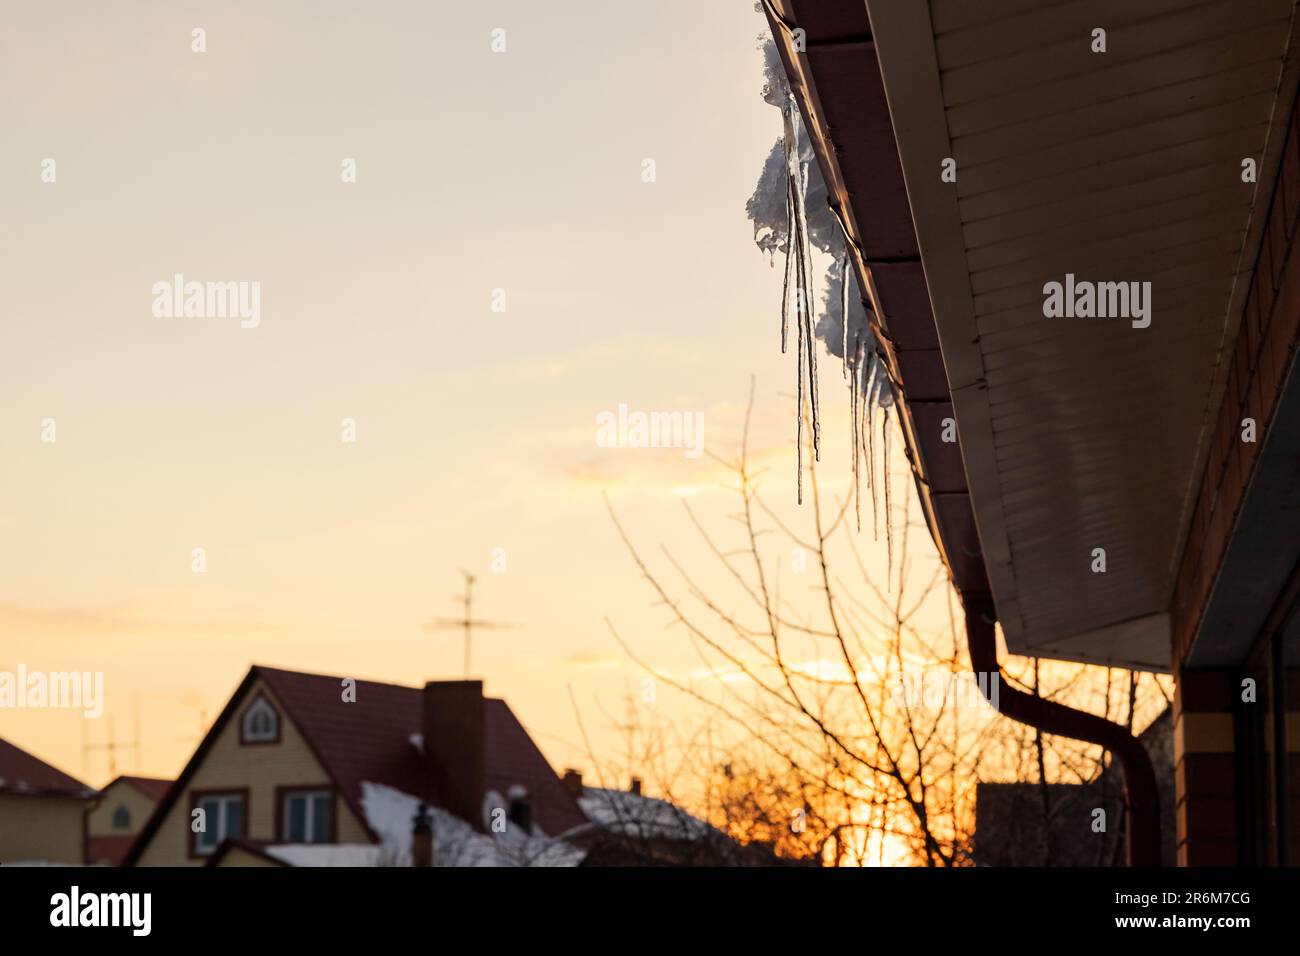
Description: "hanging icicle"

(797, 191), (821, 464)
(839, 253), (850, 381)
(851, 335), (864, 532)
(883, 403), (894, 582)
(864, 359), (880, 539)
(781, 102), (800, 362)
(781, 96), (823, 502)
(780, 173), (794, 354)
(795, 270), (806, 505)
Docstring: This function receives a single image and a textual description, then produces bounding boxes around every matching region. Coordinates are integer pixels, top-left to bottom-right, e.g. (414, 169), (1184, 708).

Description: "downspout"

(964, 594), (1162, 866)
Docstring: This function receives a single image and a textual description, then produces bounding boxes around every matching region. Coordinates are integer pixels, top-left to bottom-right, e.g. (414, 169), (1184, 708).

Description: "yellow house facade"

(0, 736), (97, 864)
(84, 775), (171, 866)
(132, 676), (370, 866)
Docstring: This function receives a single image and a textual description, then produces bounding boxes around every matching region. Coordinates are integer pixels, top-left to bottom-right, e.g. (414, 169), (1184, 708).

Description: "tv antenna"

(425, 569), (513, 678)
(82, 708), (140, 779)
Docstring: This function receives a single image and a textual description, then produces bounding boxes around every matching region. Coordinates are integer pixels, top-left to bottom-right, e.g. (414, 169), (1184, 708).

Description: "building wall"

(1173, 671), (1239, 865)
(85, 779), (160, 865)
(1171, 91), (1300, 666)
(86, 779), (156, 839)
(135, 678), (370, 866)
(0, 792), (91, 864)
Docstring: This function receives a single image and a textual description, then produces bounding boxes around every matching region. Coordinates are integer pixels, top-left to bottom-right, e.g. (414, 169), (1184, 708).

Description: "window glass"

(311, 793), (331, 842)
(225, 798), (244, 841)
(198, 798), (221, 852)
(243, 697), (278, 742)
(282, 791), (331, 843)
(288, 795), (307, 842)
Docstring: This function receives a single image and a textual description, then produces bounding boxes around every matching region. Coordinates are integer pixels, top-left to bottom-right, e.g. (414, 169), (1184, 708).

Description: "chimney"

(411, 803), (432, 867)
(506, 784), (532, 833)
(629, 776), (642, 796)
(562, 768), (583, 798)
(422, 680), (486, 828)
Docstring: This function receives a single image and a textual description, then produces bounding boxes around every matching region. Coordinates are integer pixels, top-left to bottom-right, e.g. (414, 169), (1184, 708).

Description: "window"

(192, 792), (246, 856)
(281, 790), (332, 843)
(112, 804), (131, 830)
(241, 694), (279, 744)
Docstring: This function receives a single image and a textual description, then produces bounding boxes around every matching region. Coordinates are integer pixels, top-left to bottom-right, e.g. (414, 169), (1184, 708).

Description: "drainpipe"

(964, 594), (1161, 866)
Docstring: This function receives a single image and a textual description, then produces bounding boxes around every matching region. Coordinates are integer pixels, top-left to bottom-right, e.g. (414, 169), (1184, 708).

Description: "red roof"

(115, 775), (172, 802)
(0, 735), (94, 797)
(483, 693), (590, 836)
(86, 834), (137, 867)
(255, 667), (587, 836)
(125, 665), (586, 865)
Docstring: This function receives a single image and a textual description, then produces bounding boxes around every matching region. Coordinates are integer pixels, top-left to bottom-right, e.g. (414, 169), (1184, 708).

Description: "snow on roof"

(266, 844), (385, 867)
(578, 787), (715, 841)
(360, 781), (584, 867)
(1, 861), (97, 867)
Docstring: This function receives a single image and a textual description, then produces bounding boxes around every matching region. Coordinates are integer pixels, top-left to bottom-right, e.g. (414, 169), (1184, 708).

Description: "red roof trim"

(0, 735), (95, 798)
(114, 775), (172, 802)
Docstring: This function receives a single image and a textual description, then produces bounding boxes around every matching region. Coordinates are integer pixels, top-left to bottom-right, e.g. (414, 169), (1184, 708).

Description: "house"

(124, 665), (588, 866)
(560, 770), (792, 866)
(763, 0), (1300, 865)
(0, 735), (97, 865)
(974, 709), (1178, 866)
(84, 775), (171, 866)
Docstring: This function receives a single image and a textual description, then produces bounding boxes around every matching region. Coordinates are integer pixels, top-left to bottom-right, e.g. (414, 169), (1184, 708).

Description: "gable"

(130, 677), (371, 866)
(86, 778), (158, 839)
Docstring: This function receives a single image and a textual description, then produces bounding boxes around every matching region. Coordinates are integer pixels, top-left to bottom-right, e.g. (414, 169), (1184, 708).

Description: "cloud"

(0, 603), (271, 640)
(563, 652), (623, 670)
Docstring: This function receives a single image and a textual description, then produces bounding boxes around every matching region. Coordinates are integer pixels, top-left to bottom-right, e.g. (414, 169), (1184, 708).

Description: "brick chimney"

(506, 784), (532, 832)
(422, 680), (486, 829)
(630, 776), (642, 796)
(562, 768), (583, 798)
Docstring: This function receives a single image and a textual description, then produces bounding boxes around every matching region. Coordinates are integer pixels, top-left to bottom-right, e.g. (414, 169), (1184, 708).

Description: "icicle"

(795, 120), (820, 463)
(796, 200), (821, 463)
(781, 97), (822, 485)
(780, 174), (794, 354)
(883, 404), (894, 583)
(851, 334), (863, 532)
(864, 358), (879, 540)
(840, 253), (850, 381)
(780, 103), (800, 357)
(796, 290), (805, 505)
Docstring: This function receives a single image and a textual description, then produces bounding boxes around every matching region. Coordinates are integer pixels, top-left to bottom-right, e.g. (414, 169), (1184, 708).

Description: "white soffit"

(865, 0), (1300, 670)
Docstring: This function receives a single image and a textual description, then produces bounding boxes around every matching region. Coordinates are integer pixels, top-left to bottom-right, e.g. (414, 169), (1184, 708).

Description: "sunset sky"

(0, 0), (925, 789)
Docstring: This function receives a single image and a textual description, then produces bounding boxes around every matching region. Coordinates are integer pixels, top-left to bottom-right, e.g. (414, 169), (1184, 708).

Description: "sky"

(0, 0), (926, 788)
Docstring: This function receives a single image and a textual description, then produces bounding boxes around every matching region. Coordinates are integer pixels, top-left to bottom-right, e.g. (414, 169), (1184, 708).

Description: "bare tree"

(604, 387), (1171, 865)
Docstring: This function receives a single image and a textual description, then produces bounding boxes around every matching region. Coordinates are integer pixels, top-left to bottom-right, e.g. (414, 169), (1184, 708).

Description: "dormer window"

(240, 694), (280, 744)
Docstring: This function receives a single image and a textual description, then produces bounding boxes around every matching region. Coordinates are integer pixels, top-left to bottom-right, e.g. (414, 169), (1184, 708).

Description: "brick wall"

(1173, 670), (1239, 866)
(1171, 94), (1300, 665)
